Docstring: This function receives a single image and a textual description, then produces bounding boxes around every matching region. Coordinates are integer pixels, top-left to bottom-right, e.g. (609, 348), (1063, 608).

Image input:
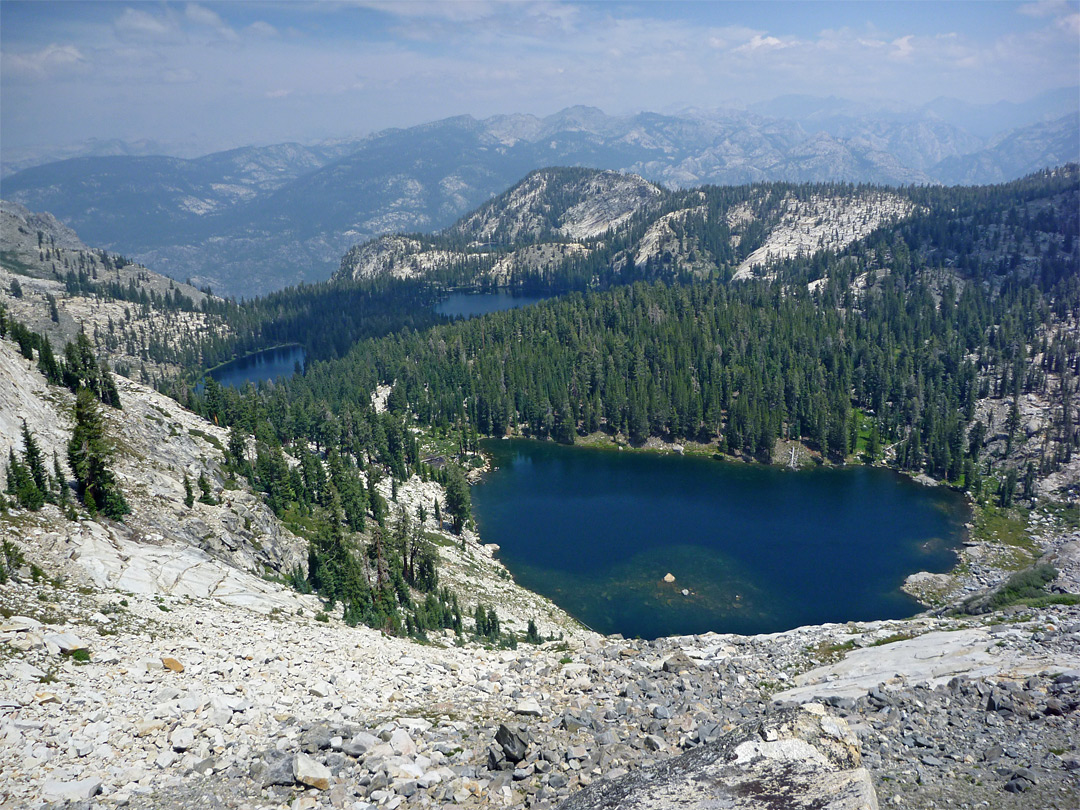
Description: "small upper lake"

(435, 289), (555, 319)
(472, 439), (968, 639)
(208, 345), (306, 389)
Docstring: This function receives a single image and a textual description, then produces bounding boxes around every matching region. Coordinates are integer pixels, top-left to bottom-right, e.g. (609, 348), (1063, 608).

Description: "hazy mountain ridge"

(3, 103), (1077, 297)
(0, 199), (230, 382)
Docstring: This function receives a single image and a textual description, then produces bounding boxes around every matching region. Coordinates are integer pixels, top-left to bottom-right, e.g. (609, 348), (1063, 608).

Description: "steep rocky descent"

(0, 338), (304, 582)
(0, 200), (230, 381)
(2, 548), (1078, 809)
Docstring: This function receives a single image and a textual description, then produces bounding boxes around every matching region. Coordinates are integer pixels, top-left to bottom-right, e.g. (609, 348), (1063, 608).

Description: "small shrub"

(70, 648), (91, 663)
(315, 612), (329, 623)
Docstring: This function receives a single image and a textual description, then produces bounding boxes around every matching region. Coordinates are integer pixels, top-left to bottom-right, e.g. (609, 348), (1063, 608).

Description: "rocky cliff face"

(450, 170), (662, 245)
(0, 339), (305, 586)
(337, 168), (662, 285)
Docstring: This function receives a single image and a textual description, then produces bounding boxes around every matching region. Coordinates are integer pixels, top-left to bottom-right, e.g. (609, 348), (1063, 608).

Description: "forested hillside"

(175, 168), (1079, 510)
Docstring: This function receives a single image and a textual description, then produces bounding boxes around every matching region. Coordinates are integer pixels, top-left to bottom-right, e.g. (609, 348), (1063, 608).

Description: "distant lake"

(208, 345), (306, 389)
(472, 439), (968, 639)
(435, 289), (555, 319)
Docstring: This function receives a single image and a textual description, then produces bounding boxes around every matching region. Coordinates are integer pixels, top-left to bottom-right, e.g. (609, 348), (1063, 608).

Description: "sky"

(2, 0), (1078, 158)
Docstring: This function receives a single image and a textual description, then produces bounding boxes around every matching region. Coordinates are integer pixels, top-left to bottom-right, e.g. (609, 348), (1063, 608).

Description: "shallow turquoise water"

(472, 439), (968, 639)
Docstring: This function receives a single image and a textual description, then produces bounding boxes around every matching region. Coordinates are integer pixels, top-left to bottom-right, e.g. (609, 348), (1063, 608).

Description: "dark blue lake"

(472, 439), (968, 639)
(209, 345), (306, 389)
(435, 290), (555, 319)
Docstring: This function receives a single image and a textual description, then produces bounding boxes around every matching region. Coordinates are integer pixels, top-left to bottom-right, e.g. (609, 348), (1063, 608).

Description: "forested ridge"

(179, 168), (1078, 498)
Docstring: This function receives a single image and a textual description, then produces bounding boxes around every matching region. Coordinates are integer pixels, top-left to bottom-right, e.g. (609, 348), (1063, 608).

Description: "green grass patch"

(971, 503), (1036, 566)
(870, 632), (916, 647)
(811, 638), (857, 663)
(188, 428), (223, 451)
(0, 250), (37, 276)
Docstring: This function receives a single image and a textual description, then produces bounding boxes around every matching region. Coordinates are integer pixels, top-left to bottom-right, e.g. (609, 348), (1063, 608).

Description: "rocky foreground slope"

(2, 343), (1080, 810)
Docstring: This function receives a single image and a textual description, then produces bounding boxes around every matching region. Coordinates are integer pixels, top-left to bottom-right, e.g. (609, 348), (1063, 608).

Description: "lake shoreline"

(472, 436), (969, 638)
(201, 342), (305, 378)
(476, 431), (1075, 628)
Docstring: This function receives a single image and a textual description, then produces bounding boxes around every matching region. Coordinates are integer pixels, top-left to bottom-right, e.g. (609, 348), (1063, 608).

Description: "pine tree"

(444, 467), (471, 535)
(197, 472), (215, 505)
(183, 473), (194, 508)
(53, 451), (68, 506)
(20, 421), (47, 495)
(68, 388), (129, 519)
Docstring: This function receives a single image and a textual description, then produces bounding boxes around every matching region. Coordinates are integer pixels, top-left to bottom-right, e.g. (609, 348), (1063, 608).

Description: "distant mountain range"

(2, 97), (1077, 298)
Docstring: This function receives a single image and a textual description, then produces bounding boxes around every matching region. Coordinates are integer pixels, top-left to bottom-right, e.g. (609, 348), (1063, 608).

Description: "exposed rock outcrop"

(557, 705), (876, 810)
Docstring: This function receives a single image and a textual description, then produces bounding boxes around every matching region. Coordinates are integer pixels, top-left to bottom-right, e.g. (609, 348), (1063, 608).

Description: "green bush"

(960, 563), (1058, 614)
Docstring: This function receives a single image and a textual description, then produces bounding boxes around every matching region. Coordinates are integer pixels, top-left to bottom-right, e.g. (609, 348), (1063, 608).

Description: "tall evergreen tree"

(67, 388), (129, 518)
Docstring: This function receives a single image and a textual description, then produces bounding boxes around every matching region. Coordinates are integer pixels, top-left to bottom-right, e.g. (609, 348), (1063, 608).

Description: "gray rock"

(557, 705), (876, 810)
(255, 749), (296, 787)
(342, 732), (379, 757)
(389, 728), (416, 757)
(495, 723), (529, 764)
(301, 723), (333, 753)
(661, 651), (695, 673)
(170, 726), (195, 751)
(643, 734), (665, 751)
(41, 778), (102, 802)
(515, 699), (543, 717)
(294, 751), (331, 790)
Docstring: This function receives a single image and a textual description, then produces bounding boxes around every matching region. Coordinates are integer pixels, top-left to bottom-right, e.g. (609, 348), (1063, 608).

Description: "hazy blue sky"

(2, 1), (1078, 156)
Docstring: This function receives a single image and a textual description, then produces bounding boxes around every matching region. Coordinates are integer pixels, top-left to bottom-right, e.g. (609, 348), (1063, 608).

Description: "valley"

(2, 163), (1079, 810)
(5, 3), (1080, 807)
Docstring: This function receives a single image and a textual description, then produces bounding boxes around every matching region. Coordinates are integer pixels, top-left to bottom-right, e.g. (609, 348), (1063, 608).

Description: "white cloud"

(114, 8), (180, 42)
(1018, 0), (1070, 17)
(890, 34), (915, 60)
(3, 43), (87, 79)
(1057, 12), (1080, 34)
(246, 21), (279, 38)
(733, 34), (788, 54)
(185, 3), (238, 40)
